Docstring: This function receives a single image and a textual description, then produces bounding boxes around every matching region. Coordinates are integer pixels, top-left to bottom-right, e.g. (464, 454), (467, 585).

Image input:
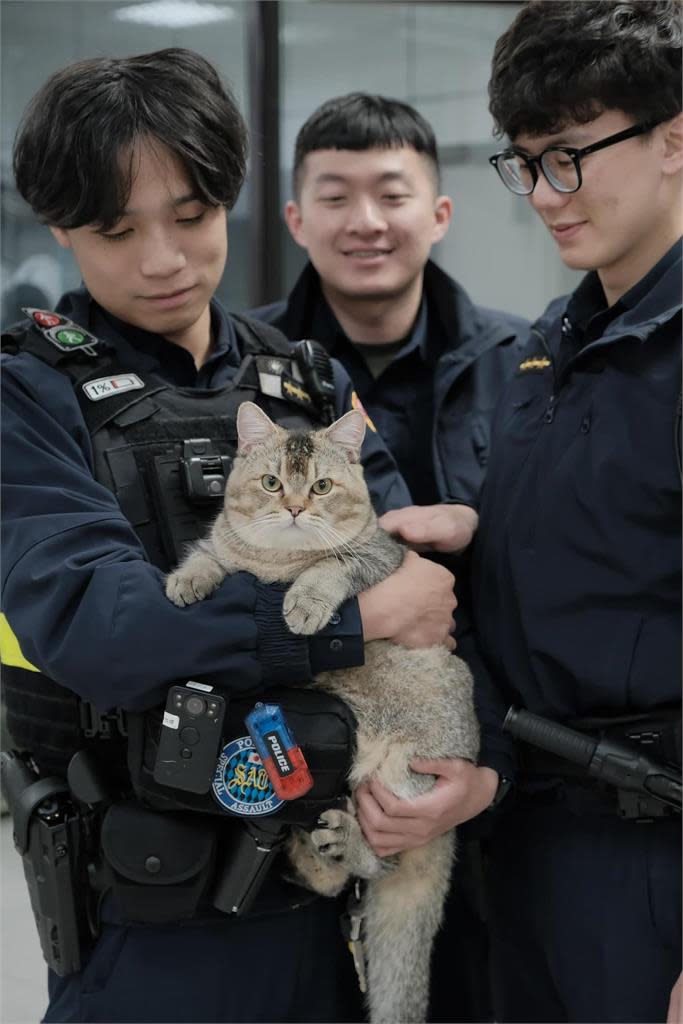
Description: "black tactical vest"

(1, 311), (332, 776)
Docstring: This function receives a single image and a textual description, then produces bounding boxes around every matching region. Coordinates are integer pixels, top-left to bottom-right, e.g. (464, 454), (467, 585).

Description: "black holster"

(0, 751), (93, 976)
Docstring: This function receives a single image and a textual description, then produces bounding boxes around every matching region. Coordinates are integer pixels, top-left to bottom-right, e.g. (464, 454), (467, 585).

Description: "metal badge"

(517, 356), (551, 374)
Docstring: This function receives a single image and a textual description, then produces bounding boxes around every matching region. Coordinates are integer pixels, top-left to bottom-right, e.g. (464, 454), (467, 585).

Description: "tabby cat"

(166, 401), (479, 1024)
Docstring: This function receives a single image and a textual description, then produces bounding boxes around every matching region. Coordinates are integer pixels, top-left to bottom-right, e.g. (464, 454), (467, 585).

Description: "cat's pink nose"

(287, 506), (303, 518)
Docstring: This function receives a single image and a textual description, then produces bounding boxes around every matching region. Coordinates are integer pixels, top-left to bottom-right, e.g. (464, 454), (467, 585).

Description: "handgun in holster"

(0, 750), (93, 975)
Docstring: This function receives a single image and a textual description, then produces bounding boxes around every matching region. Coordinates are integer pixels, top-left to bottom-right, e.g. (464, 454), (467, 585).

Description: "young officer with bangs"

(251, 99), (527, 1021)
(401, 2), (680, 1021)
(1, 48), (460, 1024)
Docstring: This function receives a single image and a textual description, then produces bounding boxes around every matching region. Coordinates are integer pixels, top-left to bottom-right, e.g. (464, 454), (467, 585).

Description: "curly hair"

(13, 48), (248, 229)
(489, 1), (682, 139)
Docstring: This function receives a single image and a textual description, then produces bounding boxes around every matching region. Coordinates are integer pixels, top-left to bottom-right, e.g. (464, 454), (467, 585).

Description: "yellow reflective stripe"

(0, 613), (39, 672)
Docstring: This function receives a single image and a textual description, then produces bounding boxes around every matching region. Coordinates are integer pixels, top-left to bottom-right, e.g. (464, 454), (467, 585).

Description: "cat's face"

(224, 403), (371, 552)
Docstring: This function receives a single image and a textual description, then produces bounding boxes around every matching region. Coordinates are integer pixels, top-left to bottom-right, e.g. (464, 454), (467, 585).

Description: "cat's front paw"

(166, 570), (219, 607)
(283, 586), (336, 634)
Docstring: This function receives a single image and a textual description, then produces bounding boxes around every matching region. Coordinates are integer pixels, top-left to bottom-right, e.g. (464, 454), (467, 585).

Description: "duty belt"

(507, 706), (681, 821)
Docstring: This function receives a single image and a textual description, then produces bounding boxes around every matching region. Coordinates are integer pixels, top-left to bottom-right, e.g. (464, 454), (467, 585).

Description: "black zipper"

(675, 390), (682, 482)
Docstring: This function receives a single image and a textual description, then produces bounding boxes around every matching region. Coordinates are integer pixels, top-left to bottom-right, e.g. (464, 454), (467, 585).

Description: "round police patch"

(212, 735), (285, 817)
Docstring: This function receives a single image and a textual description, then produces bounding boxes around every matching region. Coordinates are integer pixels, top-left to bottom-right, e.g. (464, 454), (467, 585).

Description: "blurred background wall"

(1, 0), (581, 329)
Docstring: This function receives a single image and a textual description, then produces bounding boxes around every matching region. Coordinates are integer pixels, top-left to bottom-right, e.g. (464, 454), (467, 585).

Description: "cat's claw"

(310, 808), (352, 858)
(165, 572), (219, 607)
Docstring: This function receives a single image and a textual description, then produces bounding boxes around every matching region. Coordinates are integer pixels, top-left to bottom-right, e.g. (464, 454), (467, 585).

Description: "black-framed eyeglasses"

(489, 121), (662, 196)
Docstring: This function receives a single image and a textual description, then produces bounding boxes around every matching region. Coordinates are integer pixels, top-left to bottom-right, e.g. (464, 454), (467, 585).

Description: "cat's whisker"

(312, 521), (374, 567)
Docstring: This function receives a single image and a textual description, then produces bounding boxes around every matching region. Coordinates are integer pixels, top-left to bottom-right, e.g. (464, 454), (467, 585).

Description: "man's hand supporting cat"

(357, 549), (457, 650)
(355, 760), (499, 857)
(379, 503), (479, 554)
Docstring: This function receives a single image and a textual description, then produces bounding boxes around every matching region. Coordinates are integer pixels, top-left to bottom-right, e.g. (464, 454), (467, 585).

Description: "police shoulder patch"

(22, 307), (100, 358)
(212, 736), (285, 817)
(351, 391), (377, 432)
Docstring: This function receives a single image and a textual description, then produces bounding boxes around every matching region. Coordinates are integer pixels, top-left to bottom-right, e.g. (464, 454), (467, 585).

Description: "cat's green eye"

(311, 478), (333, 495)
(261, 474), (282, 492)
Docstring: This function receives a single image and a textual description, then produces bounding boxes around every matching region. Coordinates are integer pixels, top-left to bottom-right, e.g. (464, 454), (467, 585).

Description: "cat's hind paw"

(283, 587), (336, 634)
(310, 808), (354, 858)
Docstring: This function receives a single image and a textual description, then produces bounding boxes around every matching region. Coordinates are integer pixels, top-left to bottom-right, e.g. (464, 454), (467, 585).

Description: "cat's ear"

(324, 409), (366, 463)
(237, 402), (279, 454)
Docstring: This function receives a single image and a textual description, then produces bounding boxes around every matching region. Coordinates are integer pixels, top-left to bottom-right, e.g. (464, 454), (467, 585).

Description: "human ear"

(661, 113), (683, 176)
(284, 200), (308, 249)
(432, 195), (453, 243)
(49, 226), (72, 249)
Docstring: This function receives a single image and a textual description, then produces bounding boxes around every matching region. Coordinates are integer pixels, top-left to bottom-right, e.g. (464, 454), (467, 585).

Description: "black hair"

(292, 92), (440, 194)
(489, 0), (682, 140)
(13, 48), (248, 230)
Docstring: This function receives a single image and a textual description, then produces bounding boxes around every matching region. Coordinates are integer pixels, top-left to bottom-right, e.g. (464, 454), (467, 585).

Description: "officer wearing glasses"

(426, 2), (682, 1022)
(490, 120), (664, 195)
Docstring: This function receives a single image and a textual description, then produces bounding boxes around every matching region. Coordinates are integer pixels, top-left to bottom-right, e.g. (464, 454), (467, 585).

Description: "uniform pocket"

(101, 802), (217, 924)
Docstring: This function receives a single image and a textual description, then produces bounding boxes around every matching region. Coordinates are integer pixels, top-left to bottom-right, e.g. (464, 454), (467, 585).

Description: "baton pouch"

(127, 687), (356, 828)
(100, 802), (217, 924)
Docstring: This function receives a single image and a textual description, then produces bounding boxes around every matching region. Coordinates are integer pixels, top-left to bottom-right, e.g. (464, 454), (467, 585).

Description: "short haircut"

(489, 0), (682, 140)
(292, 92), (440, 194)
(13, 48), (248, 230)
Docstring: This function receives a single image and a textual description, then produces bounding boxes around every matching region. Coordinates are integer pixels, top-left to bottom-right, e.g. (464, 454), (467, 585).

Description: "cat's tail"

(364, 830), (455, 1024)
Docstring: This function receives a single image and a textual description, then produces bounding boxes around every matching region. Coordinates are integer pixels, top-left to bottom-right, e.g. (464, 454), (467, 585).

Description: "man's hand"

(355, 758), (499, 857)
(667, 973), (682, 1024)
(379, 503), (479, 554)
(358, 549), (456, 649)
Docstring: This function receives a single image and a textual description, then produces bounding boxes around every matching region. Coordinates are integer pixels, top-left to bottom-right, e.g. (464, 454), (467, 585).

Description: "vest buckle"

(79, 701), (128, 739)
(181, 439), (232, 503)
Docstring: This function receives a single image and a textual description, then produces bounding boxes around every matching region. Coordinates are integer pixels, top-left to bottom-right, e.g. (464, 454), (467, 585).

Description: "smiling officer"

(250, 93), (528, 1023)
(464, 3), (681, 1021)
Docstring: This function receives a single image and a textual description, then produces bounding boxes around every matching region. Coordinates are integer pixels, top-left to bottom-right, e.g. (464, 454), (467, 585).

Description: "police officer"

(359, 3), (682, 1022)
(252, 92), (526, 564)
(250, 92), (527, 1022)
(1, 49), (459, 1024)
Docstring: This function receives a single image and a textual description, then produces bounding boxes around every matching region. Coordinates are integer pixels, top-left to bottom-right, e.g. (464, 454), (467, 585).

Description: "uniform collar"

(310, 286), (430, 363)
(566, 237), (682, 340)
(535, 238), (682, 353)
(620, 236), (682, 312)
(54, 285), (241, 377)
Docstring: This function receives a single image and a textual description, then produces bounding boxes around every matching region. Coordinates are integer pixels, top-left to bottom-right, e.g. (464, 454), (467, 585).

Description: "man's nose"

(139, 230), (187, 278)
(528, 174), (573, 215)
(347, 197), (387, 233)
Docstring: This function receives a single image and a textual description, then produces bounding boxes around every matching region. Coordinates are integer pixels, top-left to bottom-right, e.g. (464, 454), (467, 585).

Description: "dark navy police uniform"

(472, 241), (682, 1023)
(1, 287), (411, 1024)
(251, 259), (528, 1023)
(251, 259), (527, 513)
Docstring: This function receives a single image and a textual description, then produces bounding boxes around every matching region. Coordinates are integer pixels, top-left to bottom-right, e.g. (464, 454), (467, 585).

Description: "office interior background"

(1, 0), (581, 328)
